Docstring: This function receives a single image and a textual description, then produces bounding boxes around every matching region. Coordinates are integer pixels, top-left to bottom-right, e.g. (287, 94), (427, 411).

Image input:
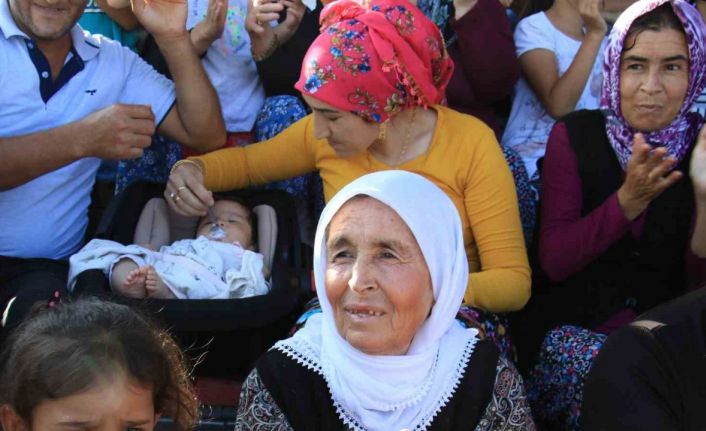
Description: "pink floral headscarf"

(601, 0), (706, 170)
(295, 0), (454, 123)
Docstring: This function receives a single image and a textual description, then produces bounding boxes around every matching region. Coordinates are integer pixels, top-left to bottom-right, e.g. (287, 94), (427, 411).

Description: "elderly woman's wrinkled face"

(303, 95), (380, 158)
(619, 28), (689, 132)
(325, 197), (433, 356)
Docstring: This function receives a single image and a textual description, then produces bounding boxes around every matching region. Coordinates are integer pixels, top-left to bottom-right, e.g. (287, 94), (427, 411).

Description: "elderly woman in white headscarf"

(235, 171), (534, 431)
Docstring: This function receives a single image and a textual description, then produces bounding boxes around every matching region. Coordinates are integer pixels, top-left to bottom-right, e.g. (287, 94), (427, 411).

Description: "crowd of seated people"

(1, 0), (706, 428)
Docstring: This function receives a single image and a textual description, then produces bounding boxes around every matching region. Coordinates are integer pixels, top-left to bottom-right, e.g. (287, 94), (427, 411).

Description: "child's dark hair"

(213, 194), (259, 248)
(624, 3), (685, 51)
(0, 298), (199, 430)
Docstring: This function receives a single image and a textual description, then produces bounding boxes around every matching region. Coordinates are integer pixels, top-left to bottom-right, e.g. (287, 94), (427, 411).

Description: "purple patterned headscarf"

(601, 0), (706, 170)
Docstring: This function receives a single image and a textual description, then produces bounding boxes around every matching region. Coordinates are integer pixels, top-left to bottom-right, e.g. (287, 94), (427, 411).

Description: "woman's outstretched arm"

(690, 126), (706, 257)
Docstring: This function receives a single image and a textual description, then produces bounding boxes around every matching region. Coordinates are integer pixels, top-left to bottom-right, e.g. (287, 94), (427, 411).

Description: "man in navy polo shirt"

(0, 0), (226, 328)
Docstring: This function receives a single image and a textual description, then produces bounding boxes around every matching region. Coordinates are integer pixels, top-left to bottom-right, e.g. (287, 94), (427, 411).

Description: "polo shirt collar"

(71, 25), (99, 61)
(0, 0), (100, 62)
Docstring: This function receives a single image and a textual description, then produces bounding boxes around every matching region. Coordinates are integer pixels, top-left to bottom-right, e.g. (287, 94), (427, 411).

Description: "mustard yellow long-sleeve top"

(192, 105), (531, 312)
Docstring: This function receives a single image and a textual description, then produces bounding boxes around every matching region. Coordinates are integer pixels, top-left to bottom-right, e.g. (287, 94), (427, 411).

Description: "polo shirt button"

(27, 42), (33, 49)
(41, 71), (49, 79)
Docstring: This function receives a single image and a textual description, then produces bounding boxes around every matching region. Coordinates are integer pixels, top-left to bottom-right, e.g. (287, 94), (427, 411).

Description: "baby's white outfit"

(68, 236), (270, 299)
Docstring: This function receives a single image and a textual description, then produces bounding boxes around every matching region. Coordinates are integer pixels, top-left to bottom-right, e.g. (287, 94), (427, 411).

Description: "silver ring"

(169, 191), (177, 200)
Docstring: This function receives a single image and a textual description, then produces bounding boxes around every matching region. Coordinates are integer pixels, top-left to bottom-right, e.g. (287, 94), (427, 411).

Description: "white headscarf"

(274, 170), (479, 431)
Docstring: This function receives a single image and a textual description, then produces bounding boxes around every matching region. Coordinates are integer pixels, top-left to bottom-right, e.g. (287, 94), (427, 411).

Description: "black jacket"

(582, 287), (706, 431)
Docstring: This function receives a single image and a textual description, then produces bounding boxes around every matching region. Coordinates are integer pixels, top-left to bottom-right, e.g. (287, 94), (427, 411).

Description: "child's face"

(197, 200), (254, 249)
(2, 376), (158, 431)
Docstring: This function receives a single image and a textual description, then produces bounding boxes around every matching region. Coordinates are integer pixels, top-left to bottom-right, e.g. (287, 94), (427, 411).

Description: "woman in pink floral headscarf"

(167, 0), (531, 317)
(295, 0), (451, 121)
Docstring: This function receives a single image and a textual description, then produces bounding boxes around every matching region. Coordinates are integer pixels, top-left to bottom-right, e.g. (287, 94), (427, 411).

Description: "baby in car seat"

(68, 198), (270, 300)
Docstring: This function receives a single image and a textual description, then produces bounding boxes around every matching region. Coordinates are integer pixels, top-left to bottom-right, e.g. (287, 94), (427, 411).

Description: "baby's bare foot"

(121, 266), (150, 298)
(145, 266), (176, 299)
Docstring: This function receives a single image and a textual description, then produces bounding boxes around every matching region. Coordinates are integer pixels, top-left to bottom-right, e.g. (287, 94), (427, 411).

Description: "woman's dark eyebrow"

(125, 419), (152, 426)
(57, 420), (96, 427)
(622, 55), (648, 62)
(622, 54), (688, 63)
(662, 54), (688, 63)
(57, 419), (152, 427)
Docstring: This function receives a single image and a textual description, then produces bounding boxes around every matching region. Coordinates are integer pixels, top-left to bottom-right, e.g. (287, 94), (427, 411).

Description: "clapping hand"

(200, 0), (228, 43)
(192, 0), (228, 52)
(617, 133), (683, 220)
(246, 0), (305, 43)
(246, 0), (281, 35)
(132, 0), (189, 40)
(277, 0), (306, 40)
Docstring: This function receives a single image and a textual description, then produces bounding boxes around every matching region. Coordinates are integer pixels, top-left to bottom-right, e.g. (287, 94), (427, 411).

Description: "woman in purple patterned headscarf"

(514, 1), (706, 429)
(601, 0), (706, 169)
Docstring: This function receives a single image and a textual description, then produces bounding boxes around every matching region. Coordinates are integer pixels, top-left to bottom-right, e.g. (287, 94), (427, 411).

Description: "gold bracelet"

(252, 33), (279, 63)
(170, 159), (203, 176)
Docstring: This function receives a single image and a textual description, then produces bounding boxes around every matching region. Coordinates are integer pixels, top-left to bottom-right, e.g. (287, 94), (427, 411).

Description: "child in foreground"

(0, 297), (198, 431)
(69, 198), (270, 300)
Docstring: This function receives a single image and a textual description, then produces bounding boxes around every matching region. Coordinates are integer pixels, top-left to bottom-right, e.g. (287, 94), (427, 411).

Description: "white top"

(0, 0), (175, 260)
(187, 0), (265, 132)
(501, 12), (605, 179)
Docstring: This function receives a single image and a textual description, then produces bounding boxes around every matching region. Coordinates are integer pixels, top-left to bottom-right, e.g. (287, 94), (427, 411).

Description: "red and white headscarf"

(295, 0), (454, 123)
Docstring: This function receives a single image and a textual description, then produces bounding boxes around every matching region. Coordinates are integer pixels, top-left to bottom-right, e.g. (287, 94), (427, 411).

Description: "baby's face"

(197, 200), (254, 249)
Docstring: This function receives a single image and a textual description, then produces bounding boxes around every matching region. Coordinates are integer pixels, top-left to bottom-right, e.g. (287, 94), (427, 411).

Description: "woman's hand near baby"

(191, 0), (228, 55)
(617, 133), (682, 221)
(166, 161), (214, 217)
